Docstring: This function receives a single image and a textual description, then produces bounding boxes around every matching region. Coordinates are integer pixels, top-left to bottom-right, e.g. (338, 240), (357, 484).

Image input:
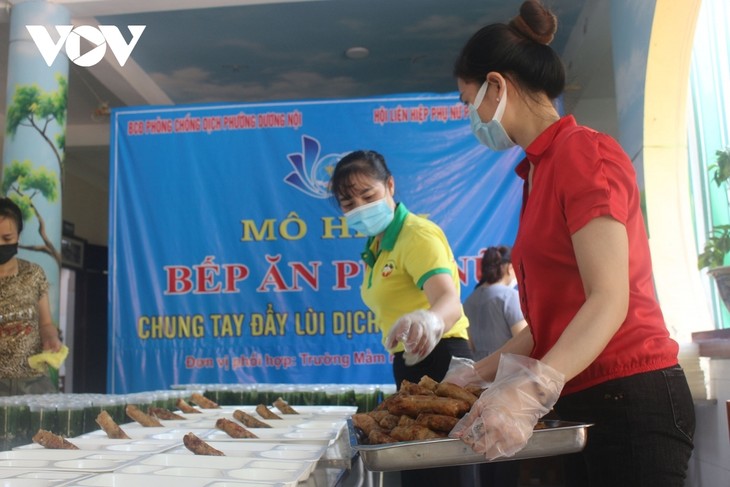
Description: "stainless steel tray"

(348, 419), (591, 472)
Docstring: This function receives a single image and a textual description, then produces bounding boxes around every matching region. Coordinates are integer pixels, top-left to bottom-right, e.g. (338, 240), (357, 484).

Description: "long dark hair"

(0, 197), (23, 234)
(477, 245), (512, 287)
(453, 0), (565, 100)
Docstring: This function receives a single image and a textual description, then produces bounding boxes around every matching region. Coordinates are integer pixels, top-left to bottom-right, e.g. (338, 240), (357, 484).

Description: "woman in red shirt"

(445, 1), (695, 485)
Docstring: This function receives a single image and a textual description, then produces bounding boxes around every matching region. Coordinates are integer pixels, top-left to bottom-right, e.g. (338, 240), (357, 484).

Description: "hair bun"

(509, 0), (558, 45)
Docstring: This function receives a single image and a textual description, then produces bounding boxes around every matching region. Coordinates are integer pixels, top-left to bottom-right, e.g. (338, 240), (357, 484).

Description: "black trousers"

(554, 365), (695, 487)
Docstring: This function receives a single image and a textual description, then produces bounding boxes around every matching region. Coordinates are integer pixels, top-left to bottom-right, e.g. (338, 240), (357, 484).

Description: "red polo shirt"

(512, 115), (678, 395)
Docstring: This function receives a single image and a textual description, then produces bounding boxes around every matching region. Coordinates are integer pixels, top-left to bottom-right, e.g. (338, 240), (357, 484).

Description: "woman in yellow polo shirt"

(330, 150), (474, 487)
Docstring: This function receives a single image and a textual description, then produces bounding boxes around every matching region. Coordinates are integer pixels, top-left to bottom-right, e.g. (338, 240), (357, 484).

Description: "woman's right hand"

(449, 353), (564, 460)
(385, 309), (444, 365)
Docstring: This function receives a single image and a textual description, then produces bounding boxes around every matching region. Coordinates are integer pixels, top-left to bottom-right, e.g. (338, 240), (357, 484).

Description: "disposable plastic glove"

(449, 353), (565, 460)
(385, 309), (444, 366)
(442, 356), (491, 388)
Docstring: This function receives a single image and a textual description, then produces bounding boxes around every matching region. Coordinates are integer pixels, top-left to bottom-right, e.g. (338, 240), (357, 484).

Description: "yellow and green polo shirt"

(359, 203), (470, 352)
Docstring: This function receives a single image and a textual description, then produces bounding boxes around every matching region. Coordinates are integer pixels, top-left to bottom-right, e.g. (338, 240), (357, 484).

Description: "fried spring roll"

(386, 394), (470, 418)
(389, 424), (442, 441)
(351, 413), (381, 436)
(400, 379), (435, 396)
(126, 404), (163, 427)
(367, 410), (391, 423)
(216, 418), (258, 438)
(415, 413), (460, 433)
(368, 429), (397, 444)
(32, 429), (79, 450)
(190, 392), (220, 409)
(397, 415), (416, 426)
(373, 391), (402, 412)
(148, 406), (186, 420)
(273, 397), (299, 414)
(435, 382), (478, 407)
(256, 404), (282, 420)
(96, 410), (130, 439)
(417, 375), (439, 392)
(176, 398), (202, 414)
(378, 413), (400, 430)
(183, 432), (225, 456)
(233, 409), (272, 428)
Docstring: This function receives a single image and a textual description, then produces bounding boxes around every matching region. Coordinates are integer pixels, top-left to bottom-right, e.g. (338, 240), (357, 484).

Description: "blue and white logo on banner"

(108, 93), (523, 393)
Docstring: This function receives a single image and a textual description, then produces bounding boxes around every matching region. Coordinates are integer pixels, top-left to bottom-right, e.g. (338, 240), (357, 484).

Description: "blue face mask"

(345, 198), (395, 237)
(469, 81), (516, 151)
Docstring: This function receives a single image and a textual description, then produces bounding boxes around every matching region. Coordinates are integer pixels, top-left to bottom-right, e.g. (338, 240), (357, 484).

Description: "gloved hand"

(449, 353), (565, 460)
(385, 309), (444, 366)
(442, 356), (491, 388)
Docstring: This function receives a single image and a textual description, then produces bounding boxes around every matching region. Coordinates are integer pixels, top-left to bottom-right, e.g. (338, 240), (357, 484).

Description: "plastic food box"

(1, 403), (350, 486)
(64, 473), (286, 487)
(204, 405), (358, 420)
(161, 441), (327, 478)
(114, 454), (311, 485)
(0, 450), (142, 472)
(77, 427), (215, 441)
(15, 438), (177, 455)
(0, 469), (95, 487)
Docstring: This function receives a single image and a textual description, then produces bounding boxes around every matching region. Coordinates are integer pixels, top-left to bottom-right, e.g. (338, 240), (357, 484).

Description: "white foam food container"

(163, 440), (326, 461)
(202, 426), (339, 445)
(63, 472), (286, 487)
(62, 456), (309, 486)
(78, 427), (214, 441)
(218, 405), (357, 420)
(15, 438), (177, 455)
(151, 417), (346, 431)
(0, 450), (142, 472)
(117, 453), (313, 483)
(0, 469), (95, 486)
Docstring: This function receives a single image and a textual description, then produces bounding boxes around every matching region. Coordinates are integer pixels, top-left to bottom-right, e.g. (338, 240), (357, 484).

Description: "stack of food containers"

(0, 386), (392, 485)
(0, 384), (395, 450)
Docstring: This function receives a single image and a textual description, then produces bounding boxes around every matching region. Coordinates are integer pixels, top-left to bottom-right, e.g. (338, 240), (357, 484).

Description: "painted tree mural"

(3, 74), (66, 266)
(1, 161), (60, 264)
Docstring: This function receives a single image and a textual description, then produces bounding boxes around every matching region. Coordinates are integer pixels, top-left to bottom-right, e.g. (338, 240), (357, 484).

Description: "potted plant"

(698, 147), (730, 311)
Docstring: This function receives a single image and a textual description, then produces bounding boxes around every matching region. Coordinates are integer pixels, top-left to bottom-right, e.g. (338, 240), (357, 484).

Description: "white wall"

(687, 359), (730, 486)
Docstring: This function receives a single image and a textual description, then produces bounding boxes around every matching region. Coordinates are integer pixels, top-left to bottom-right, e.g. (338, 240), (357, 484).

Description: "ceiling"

(0, 0), (612, 194)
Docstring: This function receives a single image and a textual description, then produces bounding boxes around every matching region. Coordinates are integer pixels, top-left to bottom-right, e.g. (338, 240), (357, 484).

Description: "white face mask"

(344, 198), (395, 236)
(469, 81), (517, 151)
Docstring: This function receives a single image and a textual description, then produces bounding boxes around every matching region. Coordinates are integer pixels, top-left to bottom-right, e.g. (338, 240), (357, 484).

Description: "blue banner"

(108, 93), (523, 393)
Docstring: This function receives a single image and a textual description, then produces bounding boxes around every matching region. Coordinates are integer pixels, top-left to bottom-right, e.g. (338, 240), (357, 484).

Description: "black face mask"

(0, 243), (18, 265)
